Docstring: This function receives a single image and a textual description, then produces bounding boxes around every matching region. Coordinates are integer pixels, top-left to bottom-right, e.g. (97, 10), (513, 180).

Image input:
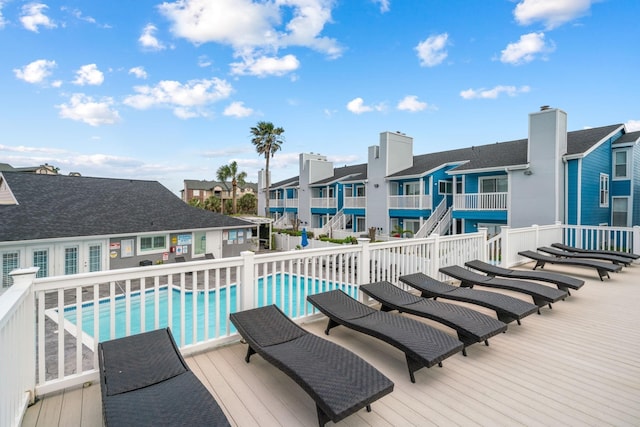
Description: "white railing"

(343, 196), (366, 209)
(1, 268), (37, 427)
(454, 192), (508, 210)
(319, 209), (346, 236)
(388, 194), (432, 210)
(434, 207), (452, 236)
(311, 197), (337, 209)
(285, 198), (298, 208)
(562, 224), (639, 253)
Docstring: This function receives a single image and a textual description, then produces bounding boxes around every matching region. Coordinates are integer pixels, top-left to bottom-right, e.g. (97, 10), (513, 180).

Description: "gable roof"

(566, 124), (623, 155)
(183, 179), (257, 192)
(614, 130), (640, 145)
(312, 163), (367, 185)
(0, 172), (252, 242)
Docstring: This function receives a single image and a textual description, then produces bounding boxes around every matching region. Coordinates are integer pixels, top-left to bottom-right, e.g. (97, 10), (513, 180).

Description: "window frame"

(438, 180), (453, 195)
(613, 148), (630, 180)
(138, 234), (169, 254)
(599, 173), (610, 208)
(479, 175), (508, 193)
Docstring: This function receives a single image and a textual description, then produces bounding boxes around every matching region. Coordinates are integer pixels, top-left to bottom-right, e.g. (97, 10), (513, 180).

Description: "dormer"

(0, 174), (18, 205)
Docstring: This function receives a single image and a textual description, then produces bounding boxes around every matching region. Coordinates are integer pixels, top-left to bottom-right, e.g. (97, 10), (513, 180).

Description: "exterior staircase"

(414, 199), (451, 238)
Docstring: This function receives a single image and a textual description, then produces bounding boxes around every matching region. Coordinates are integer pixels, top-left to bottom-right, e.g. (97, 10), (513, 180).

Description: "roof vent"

(540, 105), (551, 111)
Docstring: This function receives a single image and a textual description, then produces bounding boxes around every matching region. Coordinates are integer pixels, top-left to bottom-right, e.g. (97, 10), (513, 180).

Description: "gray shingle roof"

(614, 130), (640, 145)
(312, 163), (367, 185)
(566, 124), (623, 155)
(0, 172), (252, 242)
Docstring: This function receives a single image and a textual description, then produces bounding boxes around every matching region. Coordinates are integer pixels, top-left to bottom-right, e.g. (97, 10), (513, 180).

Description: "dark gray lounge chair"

(465, 259), (584, 295)
(551, 242), (639, 260)
(518, 250), (622, 281)
(307, 290), (464, 383)
(98, 328), (230, 427)
(399, 272), (538, 325)
(538, 246), (632, 266)
(229, 305), (393, 426)
(440, 265), (568, 312)
(360, 281), (507, 356)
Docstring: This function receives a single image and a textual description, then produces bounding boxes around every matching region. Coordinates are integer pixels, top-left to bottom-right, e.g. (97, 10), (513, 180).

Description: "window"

(438, 180), (453, 195)
(89, 245), (102, 272)
(404, 182), (420, 195)
(193, 189), (200, 196)
(64, 247), (78, 275)
(599, 173), (609, 207)
(33, 249), (48, 278)
(194, 231), (206, 255)
(480, 176), (508, 193)
(140, 235), (167, 251)
(612, 197), (629, 227)
(355, 185), (365, 197)
(613, 150), (629, 179)
(2, 252), (19, 288)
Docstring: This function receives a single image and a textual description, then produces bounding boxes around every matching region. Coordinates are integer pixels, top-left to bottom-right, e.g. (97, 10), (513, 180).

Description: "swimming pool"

(61, 273), (355, 346)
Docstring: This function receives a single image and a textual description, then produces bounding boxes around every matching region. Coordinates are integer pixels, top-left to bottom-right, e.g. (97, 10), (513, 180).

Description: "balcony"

(343, 196), (366, 209)
(388, 194), (432, 210)
(454, 192), (508, 210)
(310, 197), (337, 209)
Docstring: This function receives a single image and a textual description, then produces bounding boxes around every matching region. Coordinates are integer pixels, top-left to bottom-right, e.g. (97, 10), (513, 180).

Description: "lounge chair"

(538, 246), (632, 266)
(464, 259), (584, 295)
(551, 242), (640, 260)
(518, 250), (622, 281)
(360, 281), (507, 356)
(307, 290), (464, 383)
(98, 328), (230, 427)
(440, 265), (568, 311)
(229, 305), (393, 426)
(399, 272), (538, 325)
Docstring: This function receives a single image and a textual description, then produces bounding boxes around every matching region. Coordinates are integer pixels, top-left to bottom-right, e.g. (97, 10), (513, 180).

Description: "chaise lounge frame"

(307, 289), (464, 383)
(551, 242), (640, 260)
(360, 281), (507, 356)
(518, 250), (622, 281)
(98, 328), (230, 427)
(537, 246), (632, 266)
(229, 305), (394, 426)
(399, 272), (539, 325)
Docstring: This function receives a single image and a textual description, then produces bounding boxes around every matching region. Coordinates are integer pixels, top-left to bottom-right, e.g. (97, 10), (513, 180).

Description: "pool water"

(62, 273), (354, 345)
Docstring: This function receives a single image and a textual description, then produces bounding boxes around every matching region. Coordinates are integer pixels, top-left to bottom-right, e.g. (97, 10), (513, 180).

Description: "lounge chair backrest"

(230, 305), (306, 347)
(308, 290), (376, 320)
(400, 272), (455, 293)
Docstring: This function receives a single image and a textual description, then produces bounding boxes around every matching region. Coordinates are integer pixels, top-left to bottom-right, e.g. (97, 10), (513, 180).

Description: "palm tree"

(250, 121), (285, 216)
(216, 160), (247, 215)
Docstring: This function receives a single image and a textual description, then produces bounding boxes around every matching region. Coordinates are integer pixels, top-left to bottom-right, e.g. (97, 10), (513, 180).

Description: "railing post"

(478, 227), (488, 262)
(500, 226), (510, 267)
(240, 251), (256, 311)
(634, 226), (640, 254)
(357, 239), (371, 297)
(533, 224), (539, 249)
(429, 233), (440, 278)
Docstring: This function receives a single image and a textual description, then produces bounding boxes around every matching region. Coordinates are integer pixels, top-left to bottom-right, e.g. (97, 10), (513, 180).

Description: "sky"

(1, 0), (639, 196)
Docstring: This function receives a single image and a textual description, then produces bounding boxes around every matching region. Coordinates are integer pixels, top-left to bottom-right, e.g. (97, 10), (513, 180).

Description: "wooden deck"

(23, 263), (640, 426)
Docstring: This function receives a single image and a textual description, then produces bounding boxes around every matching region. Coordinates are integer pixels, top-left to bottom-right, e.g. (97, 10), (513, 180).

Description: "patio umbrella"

(301, 228), (309, 248)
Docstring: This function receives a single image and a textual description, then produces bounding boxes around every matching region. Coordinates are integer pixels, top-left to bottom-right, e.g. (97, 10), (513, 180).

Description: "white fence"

(2, 222), (639, 426)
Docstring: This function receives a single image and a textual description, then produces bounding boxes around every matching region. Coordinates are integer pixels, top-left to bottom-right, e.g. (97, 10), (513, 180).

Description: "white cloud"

(139, 23), (166, 50)
(460, 85), (531, 100)
(198, 55), (212, 68)
(129, 66), (148, 79)
(73, 64), (104, 86)
(158, 0), (343, 74)
(223, 101), (254, 118)
(373, 0), (390, 13)
(230, 54), (300, 77)
(56, 94), (121, 126)
(514, 0), (592, 29)
(0, 2), (7, 29)
(626, 120), (640, 132)
(20, 3), (56, 32)
(123, 78), (233, 118)
(500, 32), (553, 64)
(14, 59), (56, 84)
(397, 95), (427, 112)
(415, 33), (448, 67)
(346, 97), (385, 114)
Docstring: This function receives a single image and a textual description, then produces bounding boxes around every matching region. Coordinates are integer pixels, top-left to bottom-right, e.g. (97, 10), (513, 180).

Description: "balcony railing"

(388, 194), (432, 210)
(343, 196), (366, 209)
(454, 192), (508, 210)
(311, 197), (337, 209)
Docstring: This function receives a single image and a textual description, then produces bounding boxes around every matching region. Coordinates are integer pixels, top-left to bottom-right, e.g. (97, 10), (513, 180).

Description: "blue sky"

(2, 0), (639, 195)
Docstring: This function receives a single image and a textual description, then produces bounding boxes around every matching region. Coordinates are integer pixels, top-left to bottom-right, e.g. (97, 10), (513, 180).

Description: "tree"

(203, 195), (221, 212)
(216, 160), (247, 215)
(237, 193), (257, 214)
(250, 121), (285, 216)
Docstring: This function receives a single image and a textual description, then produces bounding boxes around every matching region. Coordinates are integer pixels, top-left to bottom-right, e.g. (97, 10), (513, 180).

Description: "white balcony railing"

(343, 196), (366, 209)
(453, 192), (508, 210)
(311, 197), (337, 209)
(388, 194), (432, 210)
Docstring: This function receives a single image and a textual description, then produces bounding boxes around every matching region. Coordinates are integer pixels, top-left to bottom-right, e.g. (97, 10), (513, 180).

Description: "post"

(500, 226), (510, 267)
(478, 227), (488, 263)
(633, 226), (640, 255)
(357, 238), (371, 295)
(428, 233), (440, 279)
(240, 251), (256, 311)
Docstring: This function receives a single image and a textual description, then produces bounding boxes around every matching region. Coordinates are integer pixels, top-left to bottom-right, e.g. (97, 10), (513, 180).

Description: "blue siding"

(580, 139), (612, 225)
(566, 159), (579, 224)
(611, 180), (631, 196)
(634, 144), (640, 225)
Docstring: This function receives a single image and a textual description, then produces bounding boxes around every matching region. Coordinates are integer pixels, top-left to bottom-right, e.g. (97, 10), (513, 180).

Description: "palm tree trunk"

(264, 154), (270, 217)
(232, 179), (237, 214)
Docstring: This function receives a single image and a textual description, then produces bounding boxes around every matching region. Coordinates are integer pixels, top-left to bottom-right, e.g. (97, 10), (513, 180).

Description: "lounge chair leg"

(366, 405), (372, 412)
(245, 346), (256, 363)
(462, 348), (467, 357)
(485, 340), (490, 346)
(537, 308), (541, 315)
(548, 303), (553, 309)
(517, 319), (521, 325)
(438, 362), (443, 368)
(324, 319), (339, 335)
(317, 406), (330, 427)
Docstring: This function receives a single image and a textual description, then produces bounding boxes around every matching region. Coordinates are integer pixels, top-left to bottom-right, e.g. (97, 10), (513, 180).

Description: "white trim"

(612, 147), (631, 180)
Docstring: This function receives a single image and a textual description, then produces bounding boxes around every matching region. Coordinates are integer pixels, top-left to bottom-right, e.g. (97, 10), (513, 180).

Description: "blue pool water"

(62, 274), (355, 345)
